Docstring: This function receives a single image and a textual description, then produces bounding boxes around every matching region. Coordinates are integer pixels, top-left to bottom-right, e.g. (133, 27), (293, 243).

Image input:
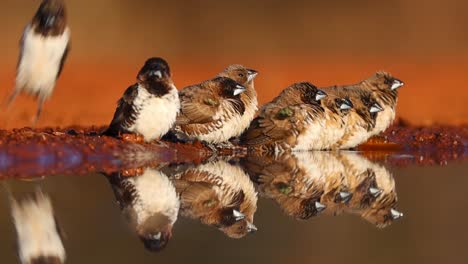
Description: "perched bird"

(217, 65), (259, 139)
(10, 189), (66, 264)
(322, 86), (384, 149)
(173, 77), (247, 143)
(172, 160), (258, 238)
(105, 168), (180, 252)
(104, 58), (179, 142)
(241, 82), (343, 152)
(337, 152), (403, 228)
(6, 0), (70, 124)
(241, 152), (330, 220)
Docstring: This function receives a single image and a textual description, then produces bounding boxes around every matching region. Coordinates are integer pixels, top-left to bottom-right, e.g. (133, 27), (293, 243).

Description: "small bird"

(10, 189), (66, 264)
(241, 82), (335, 152)
(241, 152), (329, 220)
(104, 58), (179, 142)
(172, 160), (258, 238)
(105, 168), (180, 252)
(173, 77), (247, 143)
(322, 86), (384, 149)
(337, 152), (402, 228)
(217, 65), (259, 139)
(6, 0), (70, 124)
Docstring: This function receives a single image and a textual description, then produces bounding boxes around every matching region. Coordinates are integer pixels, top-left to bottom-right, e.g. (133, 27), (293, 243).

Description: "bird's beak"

(315, 201), (326, 213)
(340, 103), (352, 110)
(369, 187), (383, 198)
(391, 79), (404, 90)
(46, 16), (56, 28)
(233, 85), (246, 96)
(339, 191), (353, 203)
(370, 103), (384, 113)
(247, 69), (258, 82)
(315, 90), (327, 101)
(247, 222), (258, 233)
(151, 70), (162, 79)
(390, 208), (403, 220)
(233, 209), (245, 221)
(151, 232), (162, 240)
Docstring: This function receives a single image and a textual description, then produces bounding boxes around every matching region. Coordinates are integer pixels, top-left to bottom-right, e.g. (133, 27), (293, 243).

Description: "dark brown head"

(213, 77), (246, 98)
(219, 65), (258, 86)
(220, 219), (257, 239)
(32, 0), (67, 36)
(137, 58), (173, 95)
(294, 82), (327, 105)
(139, 227), (173, 252)
(361, 207), (403, 228)
(30, 256), (63, 264)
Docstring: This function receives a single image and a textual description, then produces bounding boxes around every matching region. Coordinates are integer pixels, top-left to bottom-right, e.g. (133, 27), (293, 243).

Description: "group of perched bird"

(5, 0), (404, 151)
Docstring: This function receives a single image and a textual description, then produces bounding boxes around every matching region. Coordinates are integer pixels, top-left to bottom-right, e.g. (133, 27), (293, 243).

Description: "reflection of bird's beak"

(315, 201), (326, 213)
(233, 85), (246, 96)
(339, 191), (353, 204)
(369, 187), (383, 198)
(390, 209), (403, 220)
(247, 222), (258, 233)
(247, 70), (258, 82)
(46, 16), (56, 28)
(233, 210), (245, 221)
(391, 79), (404, 90)
(315, 90), (327, 101)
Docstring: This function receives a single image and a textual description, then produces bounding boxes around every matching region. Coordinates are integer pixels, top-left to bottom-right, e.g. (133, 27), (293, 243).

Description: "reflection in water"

(171, 160), (258, 238)
(242, 151), (403, 228)
(8, 188), (66, 264)
(104, 168), (180, 252)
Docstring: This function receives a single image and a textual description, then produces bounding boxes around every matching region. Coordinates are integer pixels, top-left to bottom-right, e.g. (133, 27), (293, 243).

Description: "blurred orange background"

(0, 0), (467, 128)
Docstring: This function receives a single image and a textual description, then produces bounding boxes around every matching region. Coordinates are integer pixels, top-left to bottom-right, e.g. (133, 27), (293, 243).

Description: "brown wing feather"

(103, 84), (138, 137)
(176, 84), (220, 125)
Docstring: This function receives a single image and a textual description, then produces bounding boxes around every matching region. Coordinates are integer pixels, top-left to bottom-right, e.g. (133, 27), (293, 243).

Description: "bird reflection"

(241, 151), (403, 227)
(170, 160), (258, 239)
(104, 168), (180, 252)
(8, 188), (66, 264)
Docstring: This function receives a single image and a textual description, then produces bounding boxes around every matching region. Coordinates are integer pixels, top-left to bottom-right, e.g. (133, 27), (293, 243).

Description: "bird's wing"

(104, 84), (139, 136)
(57, 42), (70, 79)
(241, 104), (311, 146)
(176, 84), (221, 125)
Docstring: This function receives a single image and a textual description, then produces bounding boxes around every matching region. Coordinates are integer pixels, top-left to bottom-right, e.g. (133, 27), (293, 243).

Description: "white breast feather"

(16, 25), (70, 100)
(128, 85), (180, 142)
(372, 107), (396, 136)
(12, 192), (66, 264)
(129, 168), (180, 226)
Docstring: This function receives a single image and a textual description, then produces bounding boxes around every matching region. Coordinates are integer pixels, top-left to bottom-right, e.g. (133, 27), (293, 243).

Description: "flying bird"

(104, 57), (179, 142)
(10, 189), (66, 264)
(6, 0), (70, 124)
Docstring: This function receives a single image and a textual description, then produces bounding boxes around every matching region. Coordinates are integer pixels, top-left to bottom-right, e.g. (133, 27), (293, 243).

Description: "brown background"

(0, 0), (467, 128)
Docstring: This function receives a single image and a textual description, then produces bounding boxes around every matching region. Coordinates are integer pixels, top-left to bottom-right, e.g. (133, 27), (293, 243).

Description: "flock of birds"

(5, 0), (404, 152)
(8, 151), (402, 263)
(3, 1), (405, 263)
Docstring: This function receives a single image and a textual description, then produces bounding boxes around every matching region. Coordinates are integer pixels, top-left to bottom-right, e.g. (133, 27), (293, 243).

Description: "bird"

(241, 82), (342, 152)
(217, 65), (259, 139)
(105, 168), (180, 252)
(173, 77), (247, 143)
(321, 86), (384, 149)
(10, 189), (66, 264)
(103, 57), (179, 142)
(171, 160), (258, 239)
(5, 0), (70, 124)
(241, 152), (329, 220)
(337, 152), (403, 228)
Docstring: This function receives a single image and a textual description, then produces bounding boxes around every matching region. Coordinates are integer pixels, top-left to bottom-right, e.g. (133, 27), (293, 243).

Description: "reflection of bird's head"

(220, 219), (257, 239)
(137, 213), (174, 252)
(361, 207), (403, 228)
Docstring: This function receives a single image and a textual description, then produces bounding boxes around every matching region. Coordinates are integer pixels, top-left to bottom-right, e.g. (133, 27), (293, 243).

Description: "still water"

(0, 151), (466, 264)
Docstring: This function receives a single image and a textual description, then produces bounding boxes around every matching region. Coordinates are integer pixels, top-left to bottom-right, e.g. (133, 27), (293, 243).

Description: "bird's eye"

(238, 73), (244, 78)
